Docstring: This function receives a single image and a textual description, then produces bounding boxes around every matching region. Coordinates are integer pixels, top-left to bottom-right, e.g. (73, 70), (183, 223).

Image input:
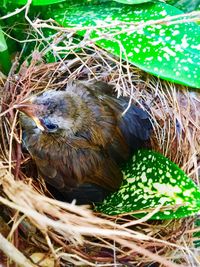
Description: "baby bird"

(18, 81), (152, 204)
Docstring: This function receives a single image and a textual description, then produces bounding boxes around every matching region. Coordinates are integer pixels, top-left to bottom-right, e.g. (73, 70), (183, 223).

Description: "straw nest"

(0, 43), (200, 267)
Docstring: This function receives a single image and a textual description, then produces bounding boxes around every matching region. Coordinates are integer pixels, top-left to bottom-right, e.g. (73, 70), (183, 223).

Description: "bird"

(17, 80), (152, 204)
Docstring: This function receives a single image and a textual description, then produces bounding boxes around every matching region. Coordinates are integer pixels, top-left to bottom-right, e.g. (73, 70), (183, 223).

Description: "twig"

(0, 0), (33, 20)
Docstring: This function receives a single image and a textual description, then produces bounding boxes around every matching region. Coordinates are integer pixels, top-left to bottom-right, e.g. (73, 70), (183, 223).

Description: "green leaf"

(97, 150), (200, 220)
(8, 0), (109, 6)
(194, 217), (200, 248)
(7, 0), (66, 5)
(167, 0), (200, 12)
(46, 1), (200, 88)
(0, 26), (11, 74)
(0, 28), (7, 52)
(3, 0), (154, 6)
(113, 0), (152, 4)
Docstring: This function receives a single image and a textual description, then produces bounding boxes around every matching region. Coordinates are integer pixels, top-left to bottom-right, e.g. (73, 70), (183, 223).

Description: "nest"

(0, 42), (200, 267)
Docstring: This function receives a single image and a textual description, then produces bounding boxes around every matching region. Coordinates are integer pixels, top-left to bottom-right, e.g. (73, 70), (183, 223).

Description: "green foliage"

(0, 28), (7, 52)
(193, 217), (200, 247)
(113, 0), (152, 4)
(0, 26), (11, 74)
(45, 1), (200, 88)
(97, 150), (200, 220)
(5, 0), (66, 5)
(167, 0), (200, 12)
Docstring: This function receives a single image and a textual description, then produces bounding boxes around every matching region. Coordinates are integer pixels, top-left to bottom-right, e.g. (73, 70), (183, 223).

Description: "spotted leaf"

(167, 0), (200, 12)
(113, 0), (152, 4)
(46, 1), (200, 88)
(97, 150), (200, 220)
(8, 0), (66, 5)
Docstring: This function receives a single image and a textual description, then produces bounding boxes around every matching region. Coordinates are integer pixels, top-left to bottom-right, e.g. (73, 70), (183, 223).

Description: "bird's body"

(19, 81), (152, 204)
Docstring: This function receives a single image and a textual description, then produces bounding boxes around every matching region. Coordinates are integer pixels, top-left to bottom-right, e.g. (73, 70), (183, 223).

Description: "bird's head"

(16, 90), (86, 136)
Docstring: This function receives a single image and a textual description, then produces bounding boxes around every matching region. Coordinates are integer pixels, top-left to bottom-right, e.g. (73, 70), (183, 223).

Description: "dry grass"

(0, 17), (200, 267)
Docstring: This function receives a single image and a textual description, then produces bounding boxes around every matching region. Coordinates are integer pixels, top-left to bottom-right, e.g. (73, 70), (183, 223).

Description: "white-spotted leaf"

(12, 0), (66, 5)
(97, 150), (200, 220)
(113, 0), (152, 4)
(167, 0), (200, 12)
(46, 1), (200, 88)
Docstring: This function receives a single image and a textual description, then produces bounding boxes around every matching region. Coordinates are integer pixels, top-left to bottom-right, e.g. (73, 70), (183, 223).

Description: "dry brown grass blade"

(0, 233), (36, 267)
(0, 164), (193, 267)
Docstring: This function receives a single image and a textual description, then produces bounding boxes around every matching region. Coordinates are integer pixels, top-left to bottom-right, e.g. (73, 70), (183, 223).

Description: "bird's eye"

(41, 118), (58, 132)
(45, 123), (58, 131)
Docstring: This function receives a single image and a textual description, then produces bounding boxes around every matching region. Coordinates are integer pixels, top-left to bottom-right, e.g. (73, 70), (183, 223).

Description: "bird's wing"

(106, 97), (152, 152)
(85, 80), (152, 142)
(96, 88), (152, 144)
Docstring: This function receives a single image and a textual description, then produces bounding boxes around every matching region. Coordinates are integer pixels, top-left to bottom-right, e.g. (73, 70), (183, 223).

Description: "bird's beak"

(15, 102), (45, 131)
